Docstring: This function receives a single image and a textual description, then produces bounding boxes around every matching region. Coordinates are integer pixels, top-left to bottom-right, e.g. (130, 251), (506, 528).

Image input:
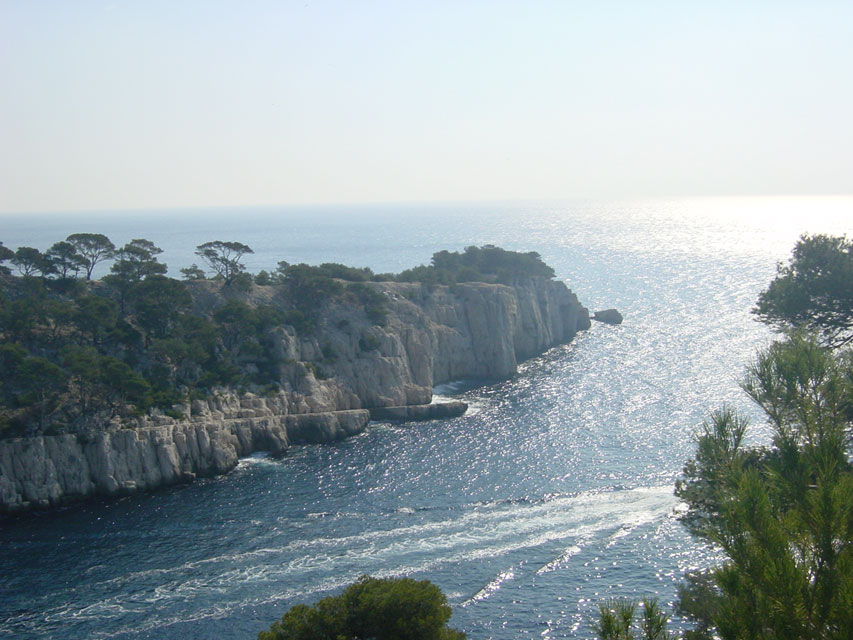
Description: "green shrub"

(226, 271), (254, 293)
(315, 262), (374, 282)
(347, 283), (388, 325)
(284, 310), (314, 334)
(258, 575), (466, 640)
(260, 383), (281, 396)
(359, 332), (381, 352)
(321, 342), (337, 363)
(303, 361), (328, 380)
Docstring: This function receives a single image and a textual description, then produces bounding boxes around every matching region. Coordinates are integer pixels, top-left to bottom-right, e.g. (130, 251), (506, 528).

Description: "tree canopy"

(672, 334), (853, 639)
(258, 576), (466, 640)
(46, 241), (85, 278)
(754, 234), (853, 347)
(111, 238), (167, 283)
(0, 234), (280, 436)
(0, 241), (13, 275)
(397, 245), (556, 285)
(12, 247), (49, 277)
(195, 240), (253, 285)
(66, 233), (115, 280)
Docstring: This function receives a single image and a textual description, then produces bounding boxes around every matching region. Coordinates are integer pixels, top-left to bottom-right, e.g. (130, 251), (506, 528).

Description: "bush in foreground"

(593, 597), (674, 640)
(258, 575), (466, 640)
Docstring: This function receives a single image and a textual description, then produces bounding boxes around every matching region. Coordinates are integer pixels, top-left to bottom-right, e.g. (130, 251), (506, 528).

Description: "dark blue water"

(1, 197), (851, 638)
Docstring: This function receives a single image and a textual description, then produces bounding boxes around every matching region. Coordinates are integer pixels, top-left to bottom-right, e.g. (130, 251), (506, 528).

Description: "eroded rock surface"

(0, 394), (369, 512)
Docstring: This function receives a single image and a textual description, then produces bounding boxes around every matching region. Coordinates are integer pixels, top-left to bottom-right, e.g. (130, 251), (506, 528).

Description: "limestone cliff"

(268, 277), (590, 410)
(0, 277), (588, 513)
(0, 391), (368, 512)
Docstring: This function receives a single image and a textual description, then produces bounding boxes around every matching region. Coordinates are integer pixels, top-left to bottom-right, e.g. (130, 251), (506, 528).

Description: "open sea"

(1, 197), (851, 639)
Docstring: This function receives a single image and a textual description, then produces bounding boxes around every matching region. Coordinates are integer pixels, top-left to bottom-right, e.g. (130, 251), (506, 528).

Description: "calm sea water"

(1, 197), (851, 639)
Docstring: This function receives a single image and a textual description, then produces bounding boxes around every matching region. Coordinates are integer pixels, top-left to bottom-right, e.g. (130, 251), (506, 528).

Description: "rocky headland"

(1, 277), (589, 513)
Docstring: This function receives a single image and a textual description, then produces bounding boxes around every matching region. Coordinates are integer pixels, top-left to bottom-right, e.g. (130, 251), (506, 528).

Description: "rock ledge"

(368, 401), (469, 422)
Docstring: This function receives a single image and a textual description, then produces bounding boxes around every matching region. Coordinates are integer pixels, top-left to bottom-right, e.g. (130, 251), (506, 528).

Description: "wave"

(11, 485), (678, 638)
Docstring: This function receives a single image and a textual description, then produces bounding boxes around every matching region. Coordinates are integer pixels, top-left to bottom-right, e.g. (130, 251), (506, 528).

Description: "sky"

(1, 0), (852, 213)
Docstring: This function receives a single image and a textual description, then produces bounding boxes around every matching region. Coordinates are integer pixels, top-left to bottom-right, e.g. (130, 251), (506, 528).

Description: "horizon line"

(2, 193), (852, 217)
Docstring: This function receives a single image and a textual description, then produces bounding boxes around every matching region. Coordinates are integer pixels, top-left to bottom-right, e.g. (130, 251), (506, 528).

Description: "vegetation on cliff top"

(396, 245), (555, 285)
(0, 238), (559, 438)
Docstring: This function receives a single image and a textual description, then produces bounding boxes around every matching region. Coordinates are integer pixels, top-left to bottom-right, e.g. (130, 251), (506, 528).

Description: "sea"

(1, 196), (851, 639)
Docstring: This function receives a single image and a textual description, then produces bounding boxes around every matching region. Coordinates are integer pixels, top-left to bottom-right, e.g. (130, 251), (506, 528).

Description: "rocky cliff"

(264, 277), (590, 410)
(0, 277), (588, 513)
(0, 392), (369, 512)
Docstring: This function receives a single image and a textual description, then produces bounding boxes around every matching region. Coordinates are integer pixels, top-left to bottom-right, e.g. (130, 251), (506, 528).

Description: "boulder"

(593, 308), (623, 325)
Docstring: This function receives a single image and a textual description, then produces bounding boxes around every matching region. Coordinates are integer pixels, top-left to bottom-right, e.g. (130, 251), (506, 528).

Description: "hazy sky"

(2, 1), (852, 213)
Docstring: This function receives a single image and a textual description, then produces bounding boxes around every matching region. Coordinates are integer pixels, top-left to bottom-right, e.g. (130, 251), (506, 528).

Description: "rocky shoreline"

(1, 277), (589, 514)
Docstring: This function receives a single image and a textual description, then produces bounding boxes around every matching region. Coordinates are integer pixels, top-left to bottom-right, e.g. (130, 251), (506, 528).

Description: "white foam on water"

(536, 543), (585, 575)
(61, 485), (678, 638)
(461, 567), (517, 606)
(235, 452), (277, 469)
(84, 486), (674, 594)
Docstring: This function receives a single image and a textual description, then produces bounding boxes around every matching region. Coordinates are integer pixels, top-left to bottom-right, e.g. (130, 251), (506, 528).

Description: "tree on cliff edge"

(66, 233), (115, 280)
(111, 238), (167, 283)
(0, 241), (13, 275)
(195, 240), (253, 286)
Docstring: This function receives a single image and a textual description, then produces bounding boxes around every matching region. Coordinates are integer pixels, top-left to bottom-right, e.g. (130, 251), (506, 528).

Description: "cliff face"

(275, 277), (590, 410)
(0, 278), (588, 513)
(0, 392), (369, 512)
